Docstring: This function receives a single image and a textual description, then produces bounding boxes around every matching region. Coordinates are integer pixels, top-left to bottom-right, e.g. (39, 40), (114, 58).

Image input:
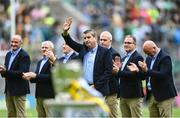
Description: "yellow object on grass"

(68, 80), (110, 113)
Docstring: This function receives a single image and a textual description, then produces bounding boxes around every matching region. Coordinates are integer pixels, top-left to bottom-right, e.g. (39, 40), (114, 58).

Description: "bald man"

(99, 31), (121, 118)
(0, 35), (31, 117)
(137, 40), (177, 117)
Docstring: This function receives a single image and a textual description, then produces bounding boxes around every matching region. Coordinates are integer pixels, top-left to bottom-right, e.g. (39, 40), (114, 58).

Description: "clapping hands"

(127, 63), (139, 72)
(127, 61), (148, 72)
(22, 72), (36, 80)
(112, 56), (121, 74)
(138, 61), (148, 72)
(0, 65), (6, 73)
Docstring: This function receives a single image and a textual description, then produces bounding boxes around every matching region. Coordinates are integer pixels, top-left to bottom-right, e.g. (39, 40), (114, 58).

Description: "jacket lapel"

(80, 44), (88, 60)
(39, 60), (49, 74)
(5, 52), (11, 69)
(7, 49), (22, 70)
(36, 60), (42, 73)
(152, 50), (162, 70)
(69, 52), (75, 60)
(94, 46), (100, 69)
(123, 51), (137, 70)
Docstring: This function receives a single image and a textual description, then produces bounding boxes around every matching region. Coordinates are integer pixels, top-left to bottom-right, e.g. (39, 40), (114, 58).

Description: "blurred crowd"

(69, 0), (180, 56)
(0, 0), (180, 58)
(0, 0), (60, 50)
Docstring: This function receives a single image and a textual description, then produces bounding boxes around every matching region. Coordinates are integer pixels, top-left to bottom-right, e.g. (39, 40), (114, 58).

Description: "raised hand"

(114, 56), (121, 68)
(112, 57), (121, 74)
(138, 61), (148, 72)
(45, 50), (56, 64)
(127, 63), (139, 72)
(63, 17), (72, 35)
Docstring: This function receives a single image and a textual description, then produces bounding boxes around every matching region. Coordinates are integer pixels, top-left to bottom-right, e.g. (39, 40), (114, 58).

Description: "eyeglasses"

(124, 42), (134, 44)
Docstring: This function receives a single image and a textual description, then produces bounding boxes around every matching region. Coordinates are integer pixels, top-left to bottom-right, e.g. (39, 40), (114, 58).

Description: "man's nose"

(11, 42), (15, 45)
(42, 48), (46, 51)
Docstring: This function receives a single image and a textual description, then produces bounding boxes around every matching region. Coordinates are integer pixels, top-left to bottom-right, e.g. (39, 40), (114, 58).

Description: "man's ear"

(20, 39), (23, 45)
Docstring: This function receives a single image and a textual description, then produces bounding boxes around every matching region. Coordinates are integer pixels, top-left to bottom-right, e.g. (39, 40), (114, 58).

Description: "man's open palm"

(63, 17), (72, 32)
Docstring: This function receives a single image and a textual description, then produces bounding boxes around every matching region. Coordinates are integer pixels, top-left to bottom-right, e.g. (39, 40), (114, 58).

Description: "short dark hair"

(83, 29), (97, 38)
(125, 35), (136, 44)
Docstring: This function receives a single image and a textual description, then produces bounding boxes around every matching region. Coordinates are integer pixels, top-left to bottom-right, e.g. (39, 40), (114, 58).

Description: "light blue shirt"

(147, 51), (160, 90)
(83, 45), (98, 84)
(121, 49), (136, 71)
(63, 51), (74, 64)
(38, 56), (48, 74)
(8, 48), (21, 70)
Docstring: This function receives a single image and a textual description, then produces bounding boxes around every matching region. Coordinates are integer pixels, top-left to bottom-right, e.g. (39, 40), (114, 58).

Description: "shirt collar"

(152, 49), (160, 60)
(42, 56), (48, 61)
(64, 51), (74, 59)
(126, 49), (136, 57)
(90, 45), (98, 53)
(64, 51), (74, 56)
(11, 48), (21, 55)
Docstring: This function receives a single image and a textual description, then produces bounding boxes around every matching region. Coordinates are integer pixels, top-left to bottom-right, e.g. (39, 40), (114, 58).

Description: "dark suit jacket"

(1, 48), (30, 96)
(30, 59), (55, 99)
(62, 34), (113, 96)
(117, 51), (144, 98)
(58, 52), (78, 62)
(145, 50), (177, 101)
(109, 47), (121, 95)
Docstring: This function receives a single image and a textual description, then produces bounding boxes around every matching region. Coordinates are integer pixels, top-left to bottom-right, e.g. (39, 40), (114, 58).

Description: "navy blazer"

(1, 49), (30, 96)
(109, 47), (121, 95)
(62, 34), (113, 96)
(30, 59), (55, 98)
(117, 51), (144, 98)
(145, 50), (177, 101)
(58, 52), (78, 62)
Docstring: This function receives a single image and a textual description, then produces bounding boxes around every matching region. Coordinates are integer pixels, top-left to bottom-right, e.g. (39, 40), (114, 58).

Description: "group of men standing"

(0, 17), (178, 118)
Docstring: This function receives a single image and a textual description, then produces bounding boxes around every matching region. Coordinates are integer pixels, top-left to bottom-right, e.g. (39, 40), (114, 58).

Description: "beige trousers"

(36, 97), (50, 117)
(120, 97), (143, 118)
(148, 94), (174, 118)
(6, 93), (26, 118)
(105, 93), (119, 118)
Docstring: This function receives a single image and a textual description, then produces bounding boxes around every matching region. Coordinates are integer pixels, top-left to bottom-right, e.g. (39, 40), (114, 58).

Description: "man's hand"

(112, 60), (120, 74)
(45, 51), (56, 64)
(112, 57), (121, 74)
(138, 61), (148, 72)
(0, 65), (6, 73)
(63, 17), (72, 35)
(114, 56), (121, 68)
(22, 72), (37, 80)
(127, 63), (139, 72)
